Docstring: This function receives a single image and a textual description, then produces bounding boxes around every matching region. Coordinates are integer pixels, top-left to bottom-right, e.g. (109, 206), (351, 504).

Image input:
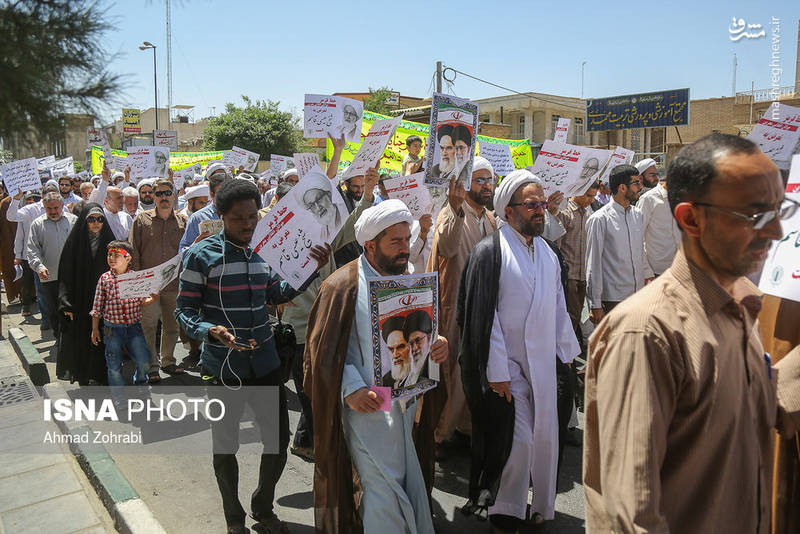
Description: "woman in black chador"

(57, 203), (115, 384)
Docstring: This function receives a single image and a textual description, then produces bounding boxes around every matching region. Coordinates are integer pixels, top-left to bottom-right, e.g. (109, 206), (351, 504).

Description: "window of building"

(480, 114), (490, 123)
(575, 117), (585, 144)
(519, 114), (526, 136)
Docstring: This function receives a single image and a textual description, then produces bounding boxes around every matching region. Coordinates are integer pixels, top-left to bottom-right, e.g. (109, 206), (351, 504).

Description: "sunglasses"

(508, 200), (548, 211)
(154, 190), (173, 197)
(86, 216), (105, 223)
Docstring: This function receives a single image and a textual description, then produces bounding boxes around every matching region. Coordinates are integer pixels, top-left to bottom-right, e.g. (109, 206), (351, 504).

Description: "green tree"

(0, 0), (122, 140)
(362, 86), (395, 115)
(203, 96), (301, 157)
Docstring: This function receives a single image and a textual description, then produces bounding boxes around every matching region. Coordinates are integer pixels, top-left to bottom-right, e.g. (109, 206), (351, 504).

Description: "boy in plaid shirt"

(90, 240), (157, 386)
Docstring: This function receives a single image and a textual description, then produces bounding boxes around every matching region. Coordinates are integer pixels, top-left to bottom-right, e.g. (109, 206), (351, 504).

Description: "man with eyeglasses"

(583, 133), (800, 534)
(586, 164), (653, 325)
(635, 158), (660, 192)
(129, 178), (188, 381)
(425, 156), (497, 466)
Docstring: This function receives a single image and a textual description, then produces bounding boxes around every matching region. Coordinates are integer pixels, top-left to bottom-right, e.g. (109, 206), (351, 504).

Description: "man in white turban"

(635, 157), (659, 192)
(459, 168), (579, 531)
(304, 198), (449, 533)
(180, 184), (209, 217)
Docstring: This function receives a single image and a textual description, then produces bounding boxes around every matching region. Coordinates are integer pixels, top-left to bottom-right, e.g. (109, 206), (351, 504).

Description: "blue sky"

(98, 0), (798, 124)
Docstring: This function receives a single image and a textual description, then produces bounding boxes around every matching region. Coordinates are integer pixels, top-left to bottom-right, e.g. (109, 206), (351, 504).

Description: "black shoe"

(40, 321), (51, 331)
(290, 443), (314, 462)
(181, 352), (201, 371)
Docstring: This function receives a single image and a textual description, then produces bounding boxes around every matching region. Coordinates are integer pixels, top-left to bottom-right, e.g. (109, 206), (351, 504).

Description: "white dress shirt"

(586, 198), (653, 308)
(409, 221), (433, 275)
(638, 184), (681, 275)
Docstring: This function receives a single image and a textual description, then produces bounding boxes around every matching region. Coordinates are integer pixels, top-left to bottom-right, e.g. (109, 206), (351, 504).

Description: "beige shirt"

(584, 250), (800, 534)
(129, 209), (187, 292)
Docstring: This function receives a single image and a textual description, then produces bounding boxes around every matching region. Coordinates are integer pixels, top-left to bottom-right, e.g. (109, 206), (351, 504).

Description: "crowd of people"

(1, 130), (799, 534)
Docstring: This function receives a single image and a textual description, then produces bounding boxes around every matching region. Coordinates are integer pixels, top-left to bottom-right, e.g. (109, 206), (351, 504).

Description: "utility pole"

(750, 81), (755, 125)
(581, 60), (587, 98)
(436, 61), (442, 93)
(732, 53), (737, 97)
(166, 0), (173, 127)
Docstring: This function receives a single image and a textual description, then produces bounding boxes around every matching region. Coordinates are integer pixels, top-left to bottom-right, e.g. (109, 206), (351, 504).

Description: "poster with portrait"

(368, 272), (439, 401)
(50, 156), (75, 178)
(425, 92), (478, 191)
(384, 172), (433, 219)
(127, 146), (170, 180)
(174, 163), (200, 190)
(36, 155), (56, 181)
(553, 118), (571, 144)
(222, 146), (260, 172)
(303, 94), (364, 143)
(251, 167), (347, 290)
(597, 146), (635, 185)
(269, 155), (294, 177)
(342, 115), (403, 179)
(532, 140), (612, 197)
(116, 254), (181, 299)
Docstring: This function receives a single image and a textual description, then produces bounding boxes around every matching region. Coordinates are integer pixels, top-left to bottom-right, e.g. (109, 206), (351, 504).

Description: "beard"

(375, 246), (409, 275)
(467, 188), (491, 207)
(516, 214), (545, 237)
(347, 188), (362, 201)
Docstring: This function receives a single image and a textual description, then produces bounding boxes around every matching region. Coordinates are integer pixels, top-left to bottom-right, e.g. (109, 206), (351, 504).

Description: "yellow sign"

(122, 108), (141, 134)
(326, 111), (533, 175)
(90, 146), (223, 175)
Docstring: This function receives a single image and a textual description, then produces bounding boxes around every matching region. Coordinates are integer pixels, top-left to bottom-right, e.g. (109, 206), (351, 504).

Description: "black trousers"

(20, 260), (36, 306)
(40, 280), (60, 337)
(556, 358), (575, 479)
(205, 368), (289, 527)
(290, 343), (313, 448)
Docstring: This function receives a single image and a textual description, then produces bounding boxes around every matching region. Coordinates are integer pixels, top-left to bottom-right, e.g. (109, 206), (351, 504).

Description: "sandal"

(148, 371), (161, 383)
(160, 364), (184, 375)
(251, 513), (290, 534)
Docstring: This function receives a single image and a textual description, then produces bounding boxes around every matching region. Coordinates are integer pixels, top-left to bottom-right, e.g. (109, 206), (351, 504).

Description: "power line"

(442, 66), (586, 111)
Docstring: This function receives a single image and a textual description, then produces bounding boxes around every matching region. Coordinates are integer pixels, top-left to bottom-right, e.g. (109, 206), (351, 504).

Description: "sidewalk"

(0, 329), (117, 533)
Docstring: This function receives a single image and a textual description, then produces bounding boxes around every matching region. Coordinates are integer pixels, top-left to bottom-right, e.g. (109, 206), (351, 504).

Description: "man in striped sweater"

(176, 179), (329, 534)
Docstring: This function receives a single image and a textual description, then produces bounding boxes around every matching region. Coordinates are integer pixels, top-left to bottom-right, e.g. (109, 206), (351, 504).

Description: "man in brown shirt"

(426, 156), (497, 451)
(130, 178), (188, 381)
(584, 133), (800, 533)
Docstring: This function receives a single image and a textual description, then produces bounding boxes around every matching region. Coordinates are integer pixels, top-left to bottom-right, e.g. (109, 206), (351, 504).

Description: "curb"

(8, 327), (50, 386)
(7, 328), (166, 534)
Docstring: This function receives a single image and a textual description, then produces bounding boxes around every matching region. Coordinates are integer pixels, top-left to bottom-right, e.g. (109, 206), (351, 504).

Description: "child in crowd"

(90, 240), (157, 387)
(402, 135), (423, 175)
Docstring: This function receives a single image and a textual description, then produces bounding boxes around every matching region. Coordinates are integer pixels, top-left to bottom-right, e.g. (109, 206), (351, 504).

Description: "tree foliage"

(203, 96), (301, 157)
(0, 0), (122, 140)
(362, 86), (395, 115)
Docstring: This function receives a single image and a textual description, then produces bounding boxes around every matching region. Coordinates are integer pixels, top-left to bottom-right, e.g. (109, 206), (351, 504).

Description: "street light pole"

(139, 42), (158, 131)
(581, 60), (587, 99)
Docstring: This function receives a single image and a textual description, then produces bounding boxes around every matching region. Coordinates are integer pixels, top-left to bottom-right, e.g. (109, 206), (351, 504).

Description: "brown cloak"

(304, 259), (439, 533)
(0, 196), (21, 302)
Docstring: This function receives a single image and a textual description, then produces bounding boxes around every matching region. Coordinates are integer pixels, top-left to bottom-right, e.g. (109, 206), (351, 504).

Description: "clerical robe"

(305, 258), (437, 534)
(458, 224), (579, 520)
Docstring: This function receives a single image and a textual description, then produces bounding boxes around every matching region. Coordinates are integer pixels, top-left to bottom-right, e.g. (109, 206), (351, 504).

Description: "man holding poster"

(304, 199), (448, 533)
(425, 93), (478, 190)
(175, 179), (330, 534)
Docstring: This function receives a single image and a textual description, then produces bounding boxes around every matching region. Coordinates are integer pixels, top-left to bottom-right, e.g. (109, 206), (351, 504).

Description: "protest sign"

(758, 193), (800, 304)
(343, 115), (403, 179)
(87, 127), (105, 147)
(154, 130), (179, 151)
(117, 255), (181, 299)
(37, 155), (56, 173)
(174, 163), (200, 190)
(127, 146), (170, 180)
(327, 111), (534, 178)
(425, 92), (479, 190)
(50, 156), (74, 178)
(0, 158), (39, 197)
(303, 94), (364, 143)
(788, 154), (800, 194)
(292, 153), (321, 179)
(122, 108), (141, 134)
(368, 272), (440, 401)
(91, 146), (223, 175)
(478, 141), (515, 176)
(531, 140), (611, 197)
(251, 168), (348, 290)
(554, 118), (571, 144)
(199, 219), (224, 235)
(597, 146), (635, 184)
(269, 155), (293, 176)
(223, 146), (260, 172)
(384, 172), (433, 219)
(747, 118), (800, 170)
(111, 155), (128, 172)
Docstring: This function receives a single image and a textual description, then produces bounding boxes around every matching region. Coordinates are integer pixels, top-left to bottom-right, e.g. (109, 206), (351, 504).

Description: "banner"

(122, 108), (141, 134)
(587, 88), (690, 131)
(326, 111), (533, 178)
(90, 146), (223, 175)
(154, 130), (178, 151)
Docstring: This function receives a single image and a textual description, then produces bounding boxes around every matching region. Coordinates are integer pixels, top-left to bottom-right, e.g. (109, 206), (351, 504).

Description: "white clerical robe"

(486, 224), (580, 520)
(339, 256), (433, 534)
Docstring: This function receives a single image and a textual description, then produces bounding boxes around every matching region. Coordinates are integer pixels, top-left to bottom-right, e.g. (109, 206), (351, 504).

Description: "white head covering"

(635, 158), (656, 174)
(121, 186), (138, 198)
(185, 184), (209, 200)
(137, 178), (155, 192)
(472, 155), (495, 177)
(111, 171), (125, 181)
(354, 199), (413, 246)
(205, 161), (228, 178)
(493, 169), (544, 222)
(281, 168), (299, 180)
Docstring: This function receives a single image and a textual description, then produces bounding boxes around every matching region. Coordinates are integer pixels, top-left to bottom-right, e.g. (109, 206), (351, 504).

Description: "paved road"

(8, 304), (586, 533)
